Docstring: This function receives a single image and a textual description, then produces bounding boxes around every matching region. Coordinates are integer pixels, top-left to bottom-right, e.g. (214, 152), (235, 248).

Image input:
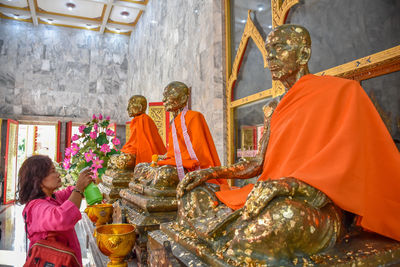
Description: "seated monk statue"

(108, 95), (166, 170)
(122, 82), (228, 200)
(101, 95), (166, 202)
(174, 24), (400, 265)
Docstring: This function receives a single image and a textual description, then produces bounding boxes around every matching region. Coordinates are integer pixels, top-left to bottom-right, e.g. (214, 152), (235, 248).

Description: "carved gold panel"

(148, 103), (168, 146)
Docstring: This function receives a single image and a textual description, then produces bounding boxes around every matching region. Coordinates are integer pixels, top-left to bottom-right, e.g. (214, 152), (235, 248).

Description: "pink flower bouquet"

(62, 114), (121, 182)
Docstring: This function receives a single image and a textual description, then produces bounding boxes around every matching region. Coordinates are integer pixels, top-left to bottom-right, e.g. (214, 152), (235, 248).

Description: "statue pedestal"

(99, 169), (133, 203)
(116, 191), (177, 266)
(155, 222), (400, 266)
(147, 230), (207, 267)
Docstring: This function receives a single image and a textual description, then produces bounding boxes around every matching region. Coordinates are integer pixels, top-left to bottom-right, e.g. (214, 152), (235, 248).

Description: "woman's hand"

(75, 168), (93, 191)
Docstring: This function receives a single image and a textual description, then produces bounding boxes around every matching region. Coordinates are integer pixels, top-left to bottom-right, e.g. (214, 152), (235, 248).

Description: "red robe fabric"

(158, 110), (228, 186)
(216, 74), (400, 241)
(121, 113), (166, 164)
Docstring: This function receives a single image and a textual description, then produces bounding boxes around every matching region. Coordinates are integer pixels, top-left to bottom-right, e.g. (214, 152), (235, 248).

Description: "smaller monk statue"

(99, 95), (166, 203)
(118, 83), (228, 265)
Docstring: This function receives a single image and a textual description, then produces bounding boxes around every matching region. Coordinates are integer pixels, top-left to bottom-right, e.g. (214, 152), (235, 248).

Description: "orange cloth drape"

(216, 74), (400, 241)
(121, 114), (166, 164)
(158, 110), (228, 186)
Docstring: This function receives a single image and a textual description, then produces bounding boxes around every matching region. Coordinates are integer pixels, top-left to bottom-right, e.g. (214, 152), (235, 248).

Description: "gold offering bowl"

(84, 203), (113, 226)
(94, 224), (136, 267)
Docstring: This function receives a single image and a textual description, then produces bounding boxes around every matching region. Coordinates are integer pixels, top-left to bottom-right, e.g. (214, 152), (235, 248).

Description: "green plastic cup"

(84, 182), (103, 205)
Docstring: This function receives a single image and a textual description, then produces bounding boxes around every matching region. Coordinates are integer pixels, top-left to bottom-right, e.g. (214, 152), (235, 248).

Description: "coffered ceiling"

(0, 0), (148, 35)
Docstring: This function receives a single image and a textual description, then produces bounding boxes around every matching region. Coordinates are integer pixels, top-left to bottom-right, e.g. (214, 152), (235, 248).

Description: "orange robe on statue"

(158, 110), (228, 186)
(121, 113), (166, 164)
(216, 74), (400, 241)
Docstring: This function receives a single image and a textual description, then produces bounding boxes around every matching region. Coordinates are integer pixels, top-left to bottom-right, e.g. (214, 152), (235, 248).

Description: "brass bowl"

(84, 203), (113, 226)
(94, 224), (136, 267)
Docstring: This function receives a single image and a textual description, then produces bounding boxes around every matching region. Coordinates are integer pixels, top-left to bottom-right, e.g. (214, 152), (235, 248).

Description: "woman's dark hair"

(16, 155), (53, 205)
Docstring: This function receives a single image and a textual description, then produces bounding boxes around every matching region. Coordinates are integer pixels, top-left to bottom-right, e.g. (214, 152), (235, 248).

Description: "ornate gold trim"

(271, 0), (299, 28)
(226, 10), (268, 165)
(0, 4), (29, 11)
(118, 0), (148, 5)
(230, 45), (400, 109)
(132, 10), (143, 26)
(0, 13), (32, 23)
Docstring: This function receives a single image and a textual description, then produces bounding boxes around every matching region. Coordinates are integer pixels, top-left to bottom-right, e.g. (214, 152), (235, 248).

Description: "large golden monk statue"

(169, 24), (400, 266)
(100, 95), (166, 202)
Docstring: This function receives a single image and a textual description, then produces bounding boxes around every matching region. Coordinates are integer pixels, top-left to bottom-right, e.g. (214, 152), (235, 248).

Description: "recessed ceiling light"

(120, 11), (129, 19)
(66, 2), (76, 11)
(240, 19), (246, 24)
(257, 4), (265, 12)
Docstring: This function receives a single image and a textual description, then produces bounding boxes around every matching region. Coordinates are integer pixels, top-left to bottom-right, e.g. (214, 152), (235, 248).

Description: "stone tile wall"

(126, 0), (226, 162)
(0, 19), (130, 125)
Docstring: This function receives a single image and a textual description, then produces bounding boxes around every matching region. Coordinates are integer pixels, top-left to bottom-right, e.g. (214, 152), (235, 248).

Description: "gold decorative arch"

(225, 10), (269, 165)
(224, 0), (400, 166)
(271, 0), (300, 28)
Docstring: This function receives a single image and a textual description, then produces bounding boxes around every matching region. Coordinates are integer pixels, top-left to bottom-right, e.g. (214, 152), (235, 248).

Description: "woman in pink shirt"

(17, 155), (93, 266)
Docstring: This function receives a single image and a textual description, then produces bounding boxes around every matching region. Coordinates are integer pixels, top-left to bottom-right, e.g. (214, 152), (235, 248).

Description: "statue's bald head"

(163, 81), (190, 112)
(127, 95), (147, 117)
(165, 81), (189, 97)
(267, 24), (311, 48)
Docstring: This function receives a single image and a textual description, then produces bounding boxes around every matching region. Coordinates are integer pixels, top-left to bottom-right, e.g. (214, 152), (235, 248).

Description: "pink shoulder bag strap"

(171, 106), (200, 180)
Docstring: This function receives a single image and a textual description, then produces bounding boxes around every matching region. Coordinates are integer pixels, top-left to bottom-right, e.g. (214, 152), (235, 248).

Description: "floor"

(0, 203), (137, 267)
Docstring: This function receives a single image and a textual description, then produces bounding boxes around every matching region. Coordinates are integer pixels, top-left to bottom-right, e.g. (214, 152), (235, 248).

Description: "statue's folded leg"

(178, 183), (234, 240)
(226, 197), (343, 264)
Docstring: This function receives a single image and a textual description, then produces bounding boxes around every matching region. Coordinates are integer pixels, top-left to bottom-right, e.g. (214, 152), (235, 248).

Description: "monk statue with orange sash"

(166, 25), (400, 266)
(99, 95), (166, 203)
(119, 81), (228, 209)
(118, 82), (228, 265)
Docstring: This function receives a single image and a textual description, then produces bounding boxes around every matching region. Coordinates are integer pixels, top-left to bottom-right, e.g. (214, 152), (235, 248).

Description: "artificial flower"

(112, 138), (120, 146)
(78, 125), (86, 133)
(100, 144), (111, 154)
(92, 157), (104, 170)
(65, 147), (72, 157)
(106, 129), (114, 136)
(99, 114), (103, 120)
(85, 149), (95, 162)
(71, 134), (80, 141)
(71, 143), (80, 156)
(90, 131), (97, 139)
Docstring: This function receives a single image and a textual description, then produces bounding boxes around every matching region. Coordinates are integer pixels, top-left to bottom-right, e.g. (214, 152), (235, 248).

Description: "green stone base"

(159, 222), (400, 266)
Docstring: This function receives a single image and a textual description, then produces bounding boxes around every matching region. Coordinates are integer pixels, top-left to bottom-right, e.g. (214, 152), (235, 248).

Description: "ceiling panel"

(1, 11), (30, 19)
(0, 0), (28, 8)
(37, 0), (104, 19)
(109, 5), (139, 24)
(38, 17), (100, 30)
(1, 0), (147, 35)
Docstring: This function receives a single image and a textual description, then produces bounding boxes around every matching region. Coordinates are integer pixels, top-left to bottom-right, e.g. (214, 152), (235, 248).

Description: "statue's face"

(162, 87), (187, 112)
(127, 98), (144, 117)
(265, 28), (302, 81)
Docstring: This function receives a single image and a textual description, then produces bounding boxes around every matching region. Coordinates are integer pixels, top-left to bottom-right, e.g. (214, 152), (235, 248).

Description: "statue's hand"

(242, 180), (279, 220)
(177, 169), (211, 198)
